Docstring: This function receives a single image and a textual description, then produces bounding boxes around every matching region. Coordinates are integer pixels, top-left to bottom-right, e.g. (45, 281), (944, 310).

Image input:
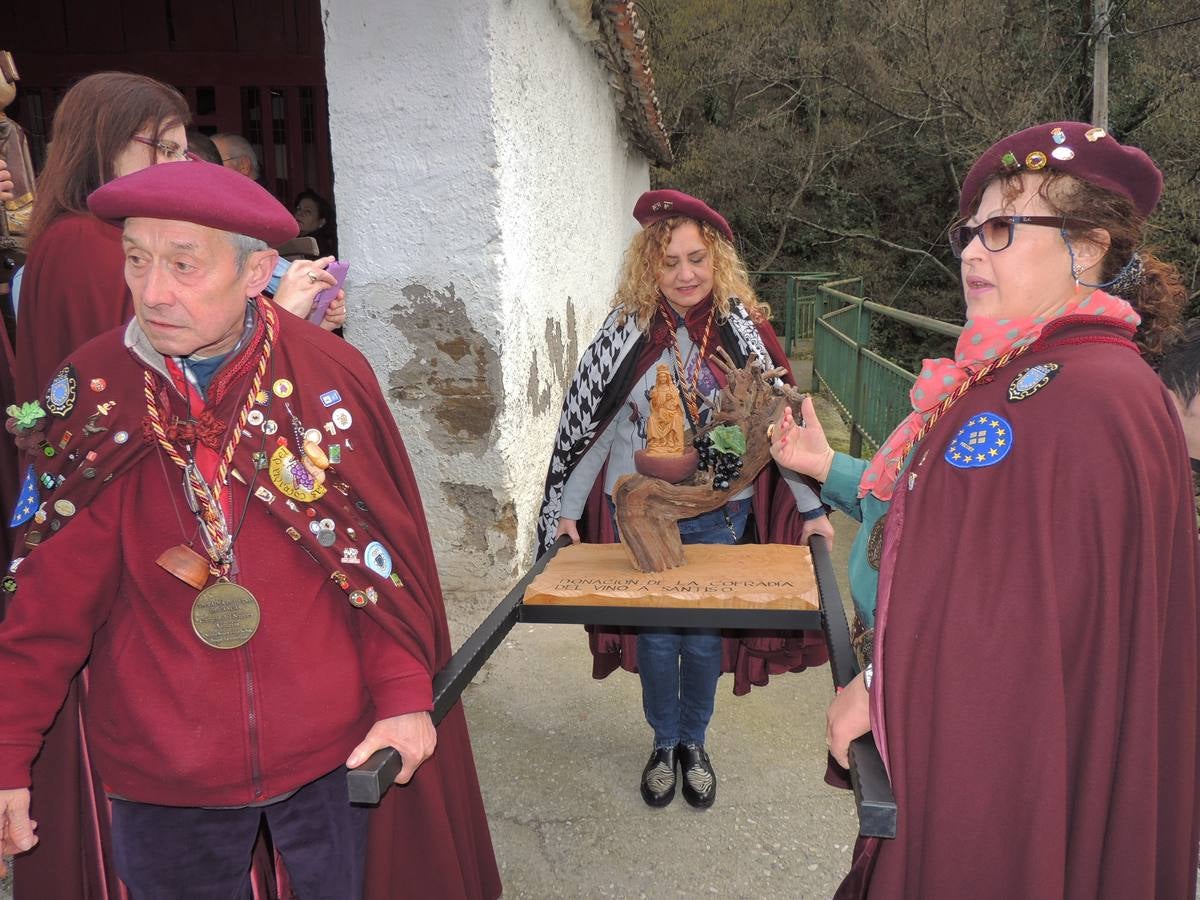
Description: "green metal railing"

(749, 270), (839, 355)
(812, 278), (963, 457)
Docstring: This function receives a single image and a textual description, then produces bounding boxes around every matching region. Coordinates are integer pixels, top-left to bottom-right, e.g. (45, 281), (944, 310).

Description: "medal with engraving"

(142, 301), (281, 648)
(191, 578), (261, 649)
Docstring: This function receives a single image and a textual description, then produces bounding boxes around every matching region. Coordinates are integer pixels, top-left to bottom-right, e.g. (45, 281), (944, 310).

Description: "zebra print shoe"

(678, 742), (716, 809)
(640, 745), (678, 807)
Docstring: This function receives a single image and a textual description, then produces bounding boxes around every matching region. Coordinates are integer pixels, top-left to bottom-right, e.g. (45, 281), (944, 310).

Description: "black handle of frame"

(347, 747), (403, 805)
(808, 534), (897, 839)
(346, 536), (572, 806)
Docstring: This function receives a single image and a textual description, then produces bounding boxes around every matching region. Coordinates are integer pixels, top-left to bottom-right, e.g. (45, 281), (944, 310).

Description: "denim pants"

(612, 498), (750, 749)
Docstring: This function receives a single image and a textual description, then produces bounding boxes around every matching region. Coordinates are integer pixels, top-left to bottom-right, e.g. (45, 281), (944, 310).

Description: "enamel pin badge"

(1008, 363), (1060, 401)
(45, 365), (79, 418)
(364, 541), (393, 579)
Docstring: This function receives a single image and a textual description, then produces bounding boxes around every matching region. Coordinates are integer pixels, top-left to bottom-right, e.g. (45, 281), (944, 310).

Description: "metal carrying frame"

(347, 535), (896, 839)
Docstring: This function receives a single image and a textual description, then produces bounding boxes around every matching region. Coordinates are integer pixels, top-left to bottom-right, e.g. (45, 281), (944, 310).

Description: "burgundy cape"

(7, 211), (136, 899)
(5, 302), (500, 898)
(837, 317), (1200, 898)
(1, 322), (15, 565)
(565, 300), (827, 692)
(13, 213), (130, 402)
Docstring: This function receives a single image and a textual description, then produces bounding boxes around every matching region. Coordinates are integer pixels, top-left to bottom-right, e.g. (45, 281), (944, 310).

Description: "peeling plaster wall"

(488, 0), (650, 569)
(322, 0), (648, 606)
(322, 0), (508, 603)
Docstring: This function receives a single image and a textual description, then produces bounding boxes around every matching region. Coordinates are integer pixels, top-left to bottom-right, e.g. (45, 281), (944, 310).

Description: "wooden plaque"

(523, 543), (817, 611)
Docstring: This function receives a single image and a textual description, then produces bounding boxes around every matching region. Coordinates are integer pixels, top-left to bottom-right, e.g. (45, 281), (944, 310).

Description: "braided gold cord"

(660, 303), (715, 424)
(890, 342), (1033, 476)
(143, 302), (279, 573)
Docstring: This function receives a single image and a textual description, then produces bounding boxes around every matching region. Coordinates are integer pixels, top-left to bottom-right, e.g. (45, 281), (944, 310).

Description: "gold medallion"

(191, 579), (261, 650)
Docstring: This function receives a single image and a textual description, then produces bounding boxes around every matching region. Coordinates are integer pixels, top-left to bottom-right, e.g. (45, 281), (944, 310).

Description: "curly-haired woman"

(536, 189), (833, 809)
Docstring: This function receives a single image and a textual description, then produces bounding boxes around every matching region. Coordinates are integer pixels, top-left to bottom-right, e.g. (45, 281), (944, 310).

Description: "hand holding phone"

(309, 261), (349, 324)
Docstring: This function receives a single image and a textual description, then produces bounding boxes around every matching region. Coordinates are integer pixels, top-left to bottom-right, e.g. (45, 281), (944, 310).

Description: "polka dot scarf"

(857, 290), (1140, 500)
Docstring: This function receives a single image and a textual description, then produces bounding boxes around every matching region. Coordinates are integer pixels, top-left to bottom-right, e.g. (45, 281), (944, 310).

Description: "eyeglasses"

(131, 134), (198, 163)
(948, 215), (1080, 258)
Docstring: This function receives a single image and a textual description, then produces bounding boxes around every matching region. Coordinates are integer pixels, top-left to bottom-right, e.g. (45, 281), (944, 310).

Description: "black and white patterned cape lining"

(535, 301), (775, 554)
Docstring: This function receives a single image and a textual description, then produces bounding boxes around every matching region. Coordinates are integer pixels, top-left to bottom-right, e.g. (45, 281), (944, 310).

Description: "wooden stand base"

(523, 543), (817, 612)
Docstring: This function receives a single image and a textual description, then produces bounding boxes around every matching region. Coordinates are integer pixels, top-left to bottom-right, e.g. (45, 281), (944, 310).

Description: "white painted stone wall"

(323, 0), (650, 606)
(488, 0), (650, 573)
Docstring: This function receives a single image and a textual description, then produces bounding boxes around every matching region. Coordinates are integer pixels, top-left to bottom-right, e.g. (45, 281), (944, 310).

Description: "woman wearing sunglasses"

(771, 121), (1198, 897)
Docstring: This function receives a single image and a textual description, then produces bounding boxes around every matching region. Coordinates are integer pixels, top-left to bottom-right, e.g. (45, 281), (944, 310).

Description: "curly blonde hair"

(613, 217), (769, 328)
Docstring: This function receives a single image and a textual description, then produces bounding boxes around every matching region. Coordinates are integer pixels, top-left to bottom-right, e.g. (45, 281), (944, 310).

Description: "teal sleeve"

(820, 452), (869, 523)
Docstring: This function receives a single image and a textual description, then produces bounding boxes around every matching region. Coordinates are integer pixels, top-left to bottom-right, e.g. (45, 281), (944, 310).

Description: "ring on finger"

(306, 271), (318, 284)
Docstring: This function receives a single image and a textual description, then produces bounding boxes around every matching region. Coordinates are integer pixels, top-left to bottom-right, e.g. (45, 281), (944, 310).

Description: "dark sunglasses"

(948, 215), (1078, 258)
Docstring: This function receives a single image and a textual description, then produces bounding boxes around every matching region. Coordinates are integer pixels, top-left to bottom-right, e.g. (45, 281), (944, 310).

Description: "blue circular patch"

(944, 412), (1013, 469)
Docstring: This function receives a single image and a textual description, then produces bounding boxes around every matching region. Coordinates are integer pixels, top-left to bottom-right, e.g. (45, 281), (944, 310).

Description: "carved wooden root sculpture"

(613, 348), (806, 572)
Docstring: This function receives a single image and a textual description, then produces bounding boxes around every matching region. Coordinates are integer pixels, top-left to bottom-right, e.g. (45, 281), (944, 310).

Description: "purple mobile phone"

(309, 261), (349, 324)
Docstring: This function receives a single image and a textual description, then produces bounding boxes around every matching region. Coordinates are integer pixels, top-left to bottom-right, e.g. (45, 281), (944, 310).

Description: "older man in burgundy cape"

(0, 161), (499, 898)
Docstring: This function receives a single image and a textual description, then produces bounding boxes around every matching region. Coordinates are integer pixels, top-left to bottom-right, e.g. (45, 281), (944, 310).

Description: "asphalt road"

(1, 365), (863, 900)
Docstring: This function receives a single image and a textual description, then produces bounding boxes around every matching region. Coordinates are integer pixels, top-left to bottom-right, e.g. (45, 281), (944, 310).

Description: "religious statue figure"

(645, 364), (685, 457)
(0, 52), (36, 241)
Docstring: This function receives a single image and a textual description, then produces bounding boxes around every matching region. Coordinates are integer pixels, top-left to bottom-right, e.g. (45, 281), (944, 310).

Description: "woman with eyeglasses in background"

(13, 72), (193, 402)
(770, 122), (1198, 897)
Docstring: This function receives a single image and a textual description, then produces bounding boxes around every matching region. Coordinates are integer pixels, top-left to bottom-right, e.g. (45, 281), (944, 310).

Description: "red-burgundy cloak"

(7, 210), (135, 899)
(13, 213), (130, 402)
(1, 322), (15, 564)
(838, 316), (1200, 898)
(4, 301), (500, 898)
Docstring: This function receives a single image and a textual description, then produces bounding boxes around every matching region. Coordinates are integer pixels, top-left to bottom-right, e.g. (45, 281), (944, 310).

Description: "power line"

(1026, 0), (1140, 120)
(1117, 13), (1200, 38)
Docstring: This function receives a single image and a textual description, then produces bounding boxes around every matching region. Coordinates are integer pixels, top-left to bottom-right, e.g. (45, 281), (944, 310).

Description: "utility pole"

(1092, 0), (1110, 129)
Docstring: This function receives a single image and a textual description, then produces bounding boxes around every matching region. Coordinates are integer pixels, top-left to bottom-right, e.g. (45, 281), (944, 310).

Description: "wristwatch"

(862, 663), (874, 690)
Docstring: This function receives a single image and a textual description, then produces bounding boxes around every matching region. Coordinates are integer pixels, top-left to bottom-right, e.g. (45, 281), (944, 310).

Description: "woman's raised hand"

(272, 255), (337, 321)
(770, 395), (835, 482)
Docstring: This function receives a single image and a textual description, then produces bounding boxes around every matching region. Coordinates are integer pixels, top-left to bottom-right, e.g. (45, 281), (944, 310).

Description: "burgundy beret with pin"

(88, 160), (299, 246)
(959, 121), (1163, 219)
(633, 189), (734, 243)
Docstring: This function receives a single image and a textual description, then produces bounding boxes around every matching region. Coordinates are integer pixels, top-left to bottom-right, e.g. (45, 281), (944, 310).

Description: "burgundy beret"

(633, 189), (734, 243)
(960, 121), (1162, 219)
(88, 160), (299, 245)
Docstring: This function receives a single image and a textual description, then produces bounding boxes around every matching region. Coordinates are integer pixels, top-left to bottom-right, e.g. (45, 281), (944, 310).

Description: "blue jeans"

(611, 498), (750, 749)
